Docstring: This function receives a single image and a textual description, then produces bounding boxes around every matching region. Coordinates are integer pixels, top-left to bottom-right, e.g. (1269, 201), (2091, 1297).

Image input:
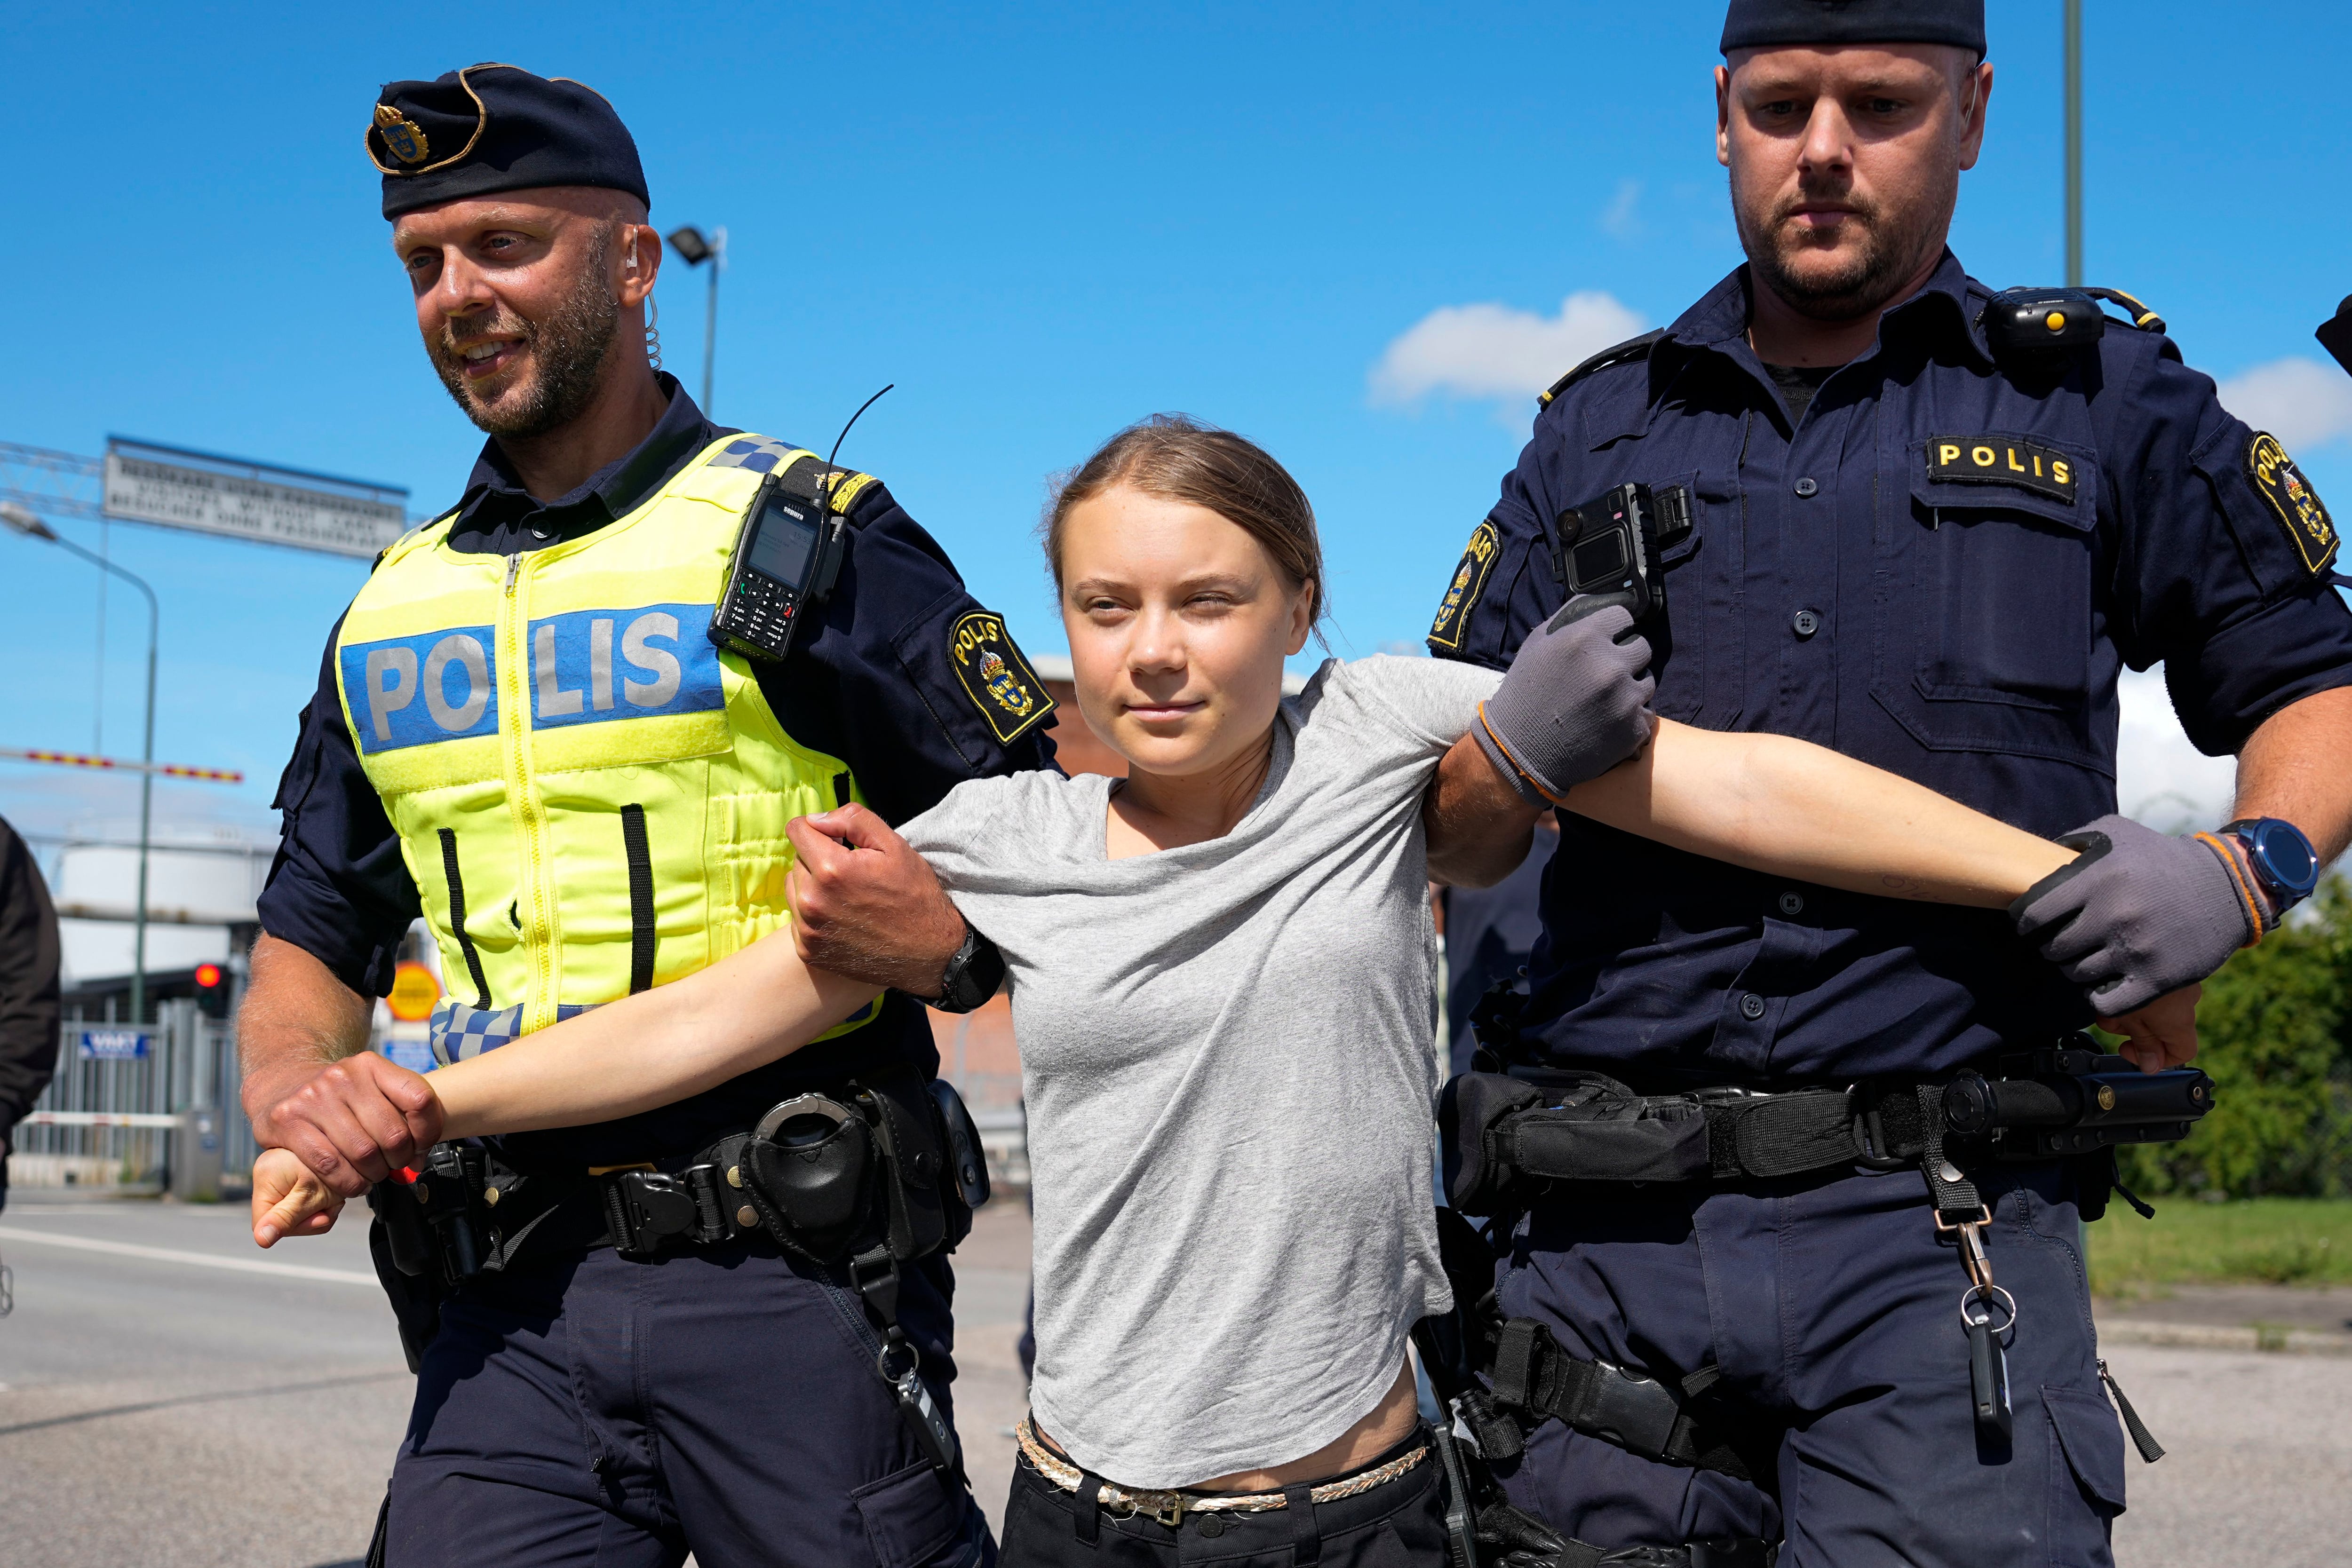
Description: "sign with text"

(103, 439), (409, 560)
(77, 1029), (152, 1061)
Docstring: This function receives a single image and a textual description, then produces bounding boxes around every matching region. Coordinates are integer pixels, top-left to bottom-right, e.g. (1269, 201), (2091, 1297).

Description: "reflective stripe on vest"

(334, 433), (876, 1058)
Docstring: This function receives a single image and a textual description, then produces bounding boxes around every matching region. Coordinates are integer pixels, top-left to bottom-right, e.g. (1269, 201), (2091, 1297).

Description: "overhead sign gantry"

(100, 438), (408, 560)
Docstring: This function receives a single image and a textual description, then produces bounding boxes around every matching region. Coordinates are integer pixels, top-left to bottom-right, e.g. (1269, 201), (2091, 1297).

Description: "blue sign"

(378, 1038), (437, 1075)
(78, 1029), (152, 1061)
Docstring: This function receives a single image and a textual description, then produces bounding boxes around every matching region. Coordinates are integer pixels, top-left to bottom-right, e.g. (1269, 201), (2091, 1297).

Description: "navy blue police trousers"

(385, 1237), (996, 1568)
(1493, 1161), (2129, 1567)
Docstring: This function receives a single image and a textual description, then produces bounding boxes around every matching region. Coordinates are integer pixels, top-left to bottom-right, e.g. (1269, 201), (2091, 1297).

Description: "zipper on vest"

(496, 550), (559, 1032)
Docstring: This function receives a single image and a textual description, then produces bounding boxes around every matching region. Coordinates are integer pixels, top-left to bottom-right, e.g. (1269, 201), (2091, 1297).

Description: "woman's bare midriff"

(1035, 1357), (1420, 1492)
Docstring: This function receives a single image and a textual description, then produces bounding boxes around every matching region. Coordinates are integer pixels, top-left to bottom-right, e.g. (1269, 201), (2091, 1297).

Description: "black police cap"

(1721, 0), (1986, 55)
(369, 63), (649, 221)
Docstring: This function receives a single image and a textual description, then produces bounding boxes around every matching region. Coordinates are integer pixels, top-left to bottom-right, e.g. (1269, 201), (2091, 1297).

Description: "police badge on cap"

(366, 63), (650, 220)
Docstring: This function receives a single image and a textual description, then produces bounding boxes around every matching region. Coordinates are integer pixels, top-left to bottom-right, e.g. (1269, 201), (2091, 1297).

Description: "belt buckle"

(1853, 1100), (1910, 1171)
(1576, 1360), (1683, 1463)
(1135, 1490), (1185, 1528)
(604, 1168), (701, 1256)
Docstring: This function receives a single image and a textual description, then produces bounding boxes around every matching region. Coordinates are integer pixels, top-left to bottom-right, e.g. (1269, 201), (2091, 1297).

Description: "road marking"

(0, 1227), (375, 1286)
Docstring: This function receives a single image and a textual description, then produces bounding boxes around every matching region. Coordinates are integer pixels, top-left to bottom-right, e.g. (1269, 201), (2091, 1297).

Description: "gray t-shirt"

(902, 654), (1503, 1487)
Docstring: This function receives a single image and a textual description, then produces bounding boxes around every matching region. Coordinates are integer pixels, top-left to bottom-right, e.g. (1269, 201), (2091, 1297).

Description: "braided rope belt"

(1015, 1416), (1429, 1528)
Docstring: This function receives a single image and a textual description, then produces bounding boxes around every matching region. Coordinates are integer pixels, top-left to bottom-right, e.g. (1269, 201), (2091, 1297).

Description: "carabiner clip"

(1933, 1206), (1996, 1293)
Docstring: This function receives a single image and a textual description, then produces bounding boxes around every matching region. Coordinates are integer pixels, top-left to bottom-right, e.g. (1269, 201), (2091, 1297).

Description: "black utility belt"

(372, 1068), (993, 1288)
(1442, 1035), (2213, 1216)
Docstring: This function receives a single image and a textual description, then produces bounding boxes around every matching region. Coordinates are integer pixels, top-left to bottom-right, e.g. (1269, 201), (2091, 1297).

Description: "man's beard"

(1733, 171), (1953, 323)
(428, 230), (621, 439)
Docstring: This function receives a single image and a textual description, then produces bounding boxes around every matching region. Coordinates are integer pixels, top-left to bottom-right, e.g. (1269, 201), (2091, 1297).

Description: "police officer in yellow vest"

(241, 64), (1054, 1568)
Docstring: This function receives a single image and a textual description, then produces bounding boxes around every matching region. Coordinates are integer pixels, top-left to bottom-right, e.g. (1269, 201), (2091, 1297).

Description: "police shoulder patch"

(1925, 435), (2079, 505)
(1428, 520), (1501, 652)
(948, 611), (1056, 744)
(2247, 431), (2339, 575)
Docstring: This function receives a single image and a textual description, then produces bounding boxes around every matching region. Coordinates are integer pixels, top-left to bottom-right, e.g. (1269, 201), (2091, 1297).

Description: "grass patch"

(2087, 1196), (2352, 1296)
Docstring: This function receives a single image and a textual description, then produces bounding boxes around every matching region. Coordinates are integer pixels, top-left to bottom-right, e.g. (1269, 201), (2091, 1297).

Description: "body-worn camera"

(709, 464), (849, 663)
(1979, 285), (2166, 365)
(1549, 481), (1692, 623)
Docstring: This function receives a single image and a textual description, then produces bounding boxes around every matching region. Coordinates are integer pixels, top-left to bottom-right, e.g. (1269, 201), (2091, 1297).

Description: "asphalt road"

(1, 1198), (2344, 1565)
(0, 1195), (1032, 1568)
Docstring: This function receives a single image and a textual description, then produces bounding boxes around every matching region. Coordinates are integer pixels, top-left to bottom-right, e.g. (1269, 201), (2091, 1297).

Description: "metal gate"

(11, 1001), (254, 1193)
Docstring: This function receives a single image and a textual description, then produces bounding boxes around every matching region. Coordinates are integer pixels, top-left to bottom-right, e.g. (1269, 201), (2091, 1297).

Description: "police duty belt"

(1443, 1040), (2214, 1218)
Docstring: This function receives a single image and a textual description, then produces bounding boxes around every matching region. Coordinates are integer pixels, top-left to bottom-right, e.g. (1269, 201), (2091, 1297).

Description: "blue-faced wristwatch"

(2220, 817), (2321, 922)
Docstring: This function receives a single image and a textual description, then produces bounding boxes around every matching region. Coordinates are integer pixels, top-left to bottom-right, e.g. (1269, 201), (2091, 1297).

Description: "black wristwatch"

(929, 920), (1006, 1014)
(2220, 817), (2321, 924)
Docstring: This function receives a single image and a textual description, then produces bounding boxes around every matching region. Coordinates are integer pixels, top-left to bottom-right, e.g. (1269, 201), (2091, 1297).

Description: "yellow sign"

(387, 961), (443, 1023)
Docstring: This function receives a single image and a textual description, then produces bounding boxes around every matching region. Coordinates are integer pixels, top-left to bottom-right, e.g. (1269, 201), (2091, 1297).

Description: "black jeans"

(1000, 1432), (1449, 1568)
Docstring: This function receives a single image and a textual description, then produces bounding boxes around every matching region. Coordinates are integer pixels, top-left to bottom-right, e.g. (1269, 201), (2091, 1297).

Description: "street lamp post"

(2063, 0), (2082, 287)
(3, 501), (160, 1022)
(664, 225), (726, 418)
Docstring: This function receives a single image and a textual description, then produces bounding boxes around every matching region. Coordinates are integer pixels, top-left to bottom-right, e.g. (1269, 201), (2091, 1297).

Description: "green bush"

(2113, 878), (2352, 1199)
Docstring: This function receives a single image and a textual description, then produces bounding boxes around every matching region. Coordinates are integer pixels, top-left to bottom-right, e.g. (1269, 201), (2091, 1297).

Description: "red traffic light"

(194, 962), (223, 989)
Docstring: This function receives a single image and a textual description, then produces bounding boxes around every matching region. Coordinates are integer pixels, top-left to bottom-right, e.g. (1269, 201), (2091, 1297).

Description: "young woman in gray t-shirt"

(253, 417), (2189, 1568)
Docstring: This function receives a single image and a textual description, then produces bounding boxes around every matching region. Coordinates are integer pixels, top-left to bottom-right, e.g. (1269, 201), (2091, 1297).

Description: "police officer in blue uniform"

(1421, 3), (2352, 1564)
(241, 65), (1052, 1568)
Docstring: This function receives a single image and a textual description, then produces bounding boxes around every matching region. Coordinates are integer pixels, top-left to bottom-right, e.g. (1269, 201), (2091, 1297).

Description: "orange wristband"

(2193, 831), (2268, 948)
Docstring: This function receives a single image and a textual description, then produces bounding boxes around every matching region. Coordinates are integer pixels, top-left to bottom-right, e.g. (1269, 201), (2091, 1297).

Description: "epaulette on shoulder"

(771, 450), (882, 522)
(2090, 287), (2165, 333)
(1537, 329), (1667, 409)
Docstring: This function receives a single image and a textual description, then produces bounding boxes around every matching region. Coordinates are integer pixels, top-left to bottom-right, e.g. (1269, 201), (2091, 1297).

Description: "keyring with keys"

(1961, 1283), (2018, 1441)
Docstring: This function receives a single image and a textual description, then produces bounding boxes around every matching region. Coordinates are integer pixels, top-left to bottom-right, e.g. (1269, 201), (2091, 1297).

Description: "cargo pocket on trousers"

(2042, 1385), (2127, 1563)
(852, 1458), (969, 1568)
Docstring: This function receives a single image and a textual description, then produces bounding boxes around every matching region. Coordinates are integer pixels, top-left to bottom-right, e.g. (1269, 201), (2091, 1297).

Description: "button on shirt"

(1434, 253), (2352, 1086)
(257, 375), (1059, 1162)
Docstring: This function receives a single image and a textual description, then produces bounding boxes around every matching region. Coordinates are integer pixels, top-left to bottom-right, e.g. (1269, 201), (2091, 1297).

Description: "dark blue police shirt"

(257, 374), (1059, 1164)
(1433, 253), (2352, 1087)
(1442, 820), (1559, 1079)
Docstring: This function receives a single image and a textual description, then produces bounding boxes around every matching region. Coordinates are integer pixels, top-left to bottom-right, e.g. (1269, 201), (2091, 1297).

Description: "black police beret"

(1721, 0), (1986, 55)
(369, 63), (649, 221)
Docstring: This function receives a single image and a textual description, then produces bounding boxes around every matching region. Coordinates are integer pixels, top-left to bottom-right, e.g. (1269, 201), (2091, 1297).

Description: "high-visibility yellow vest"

(334, 433), (881, 1061)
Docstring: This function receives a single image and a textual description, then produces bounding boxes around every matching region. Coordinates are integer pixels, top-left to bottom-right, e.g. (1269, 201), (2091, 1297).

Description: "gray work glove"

(2010, 813), (2264, 1018)
(1474, 601), (1657, 805)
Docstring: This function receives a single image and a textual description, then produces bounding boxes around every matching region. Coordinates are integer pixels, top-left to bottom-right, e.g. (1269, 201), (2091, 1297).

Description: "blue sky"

(6, 0), (2349, 847)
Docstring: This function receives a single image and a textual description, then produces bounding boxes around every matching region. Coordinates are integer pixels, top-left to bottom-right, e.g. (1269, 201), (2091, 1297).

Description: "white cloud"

(1369, 291), (1648, 412)
(2216, 356), (2352, 452)
(2114, 665), (2237, 831)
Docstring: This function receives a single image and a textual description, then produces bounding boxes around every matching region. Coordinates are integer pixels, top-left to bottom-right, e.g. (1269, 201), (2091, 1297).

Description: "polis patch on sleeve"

(949, 611), (1056, 744)
(1925, 436), (2078, 504)
(1428, 520), (1501, 651)
(2248, 431), (2340, 574)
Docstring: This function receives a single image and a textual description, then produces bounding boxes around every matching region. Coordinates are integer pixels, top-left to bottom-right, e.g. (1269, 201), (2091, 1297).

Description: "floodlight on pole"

(2, 499), (162, 1022)
(665, 224), (726, 418)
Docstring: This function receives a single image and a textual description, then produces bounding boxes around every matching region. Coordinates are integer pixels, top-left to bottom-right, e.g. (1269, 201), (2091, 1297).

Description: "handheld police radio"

(1549, 481), (1692, 625)
(709, 386), (893, 663)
